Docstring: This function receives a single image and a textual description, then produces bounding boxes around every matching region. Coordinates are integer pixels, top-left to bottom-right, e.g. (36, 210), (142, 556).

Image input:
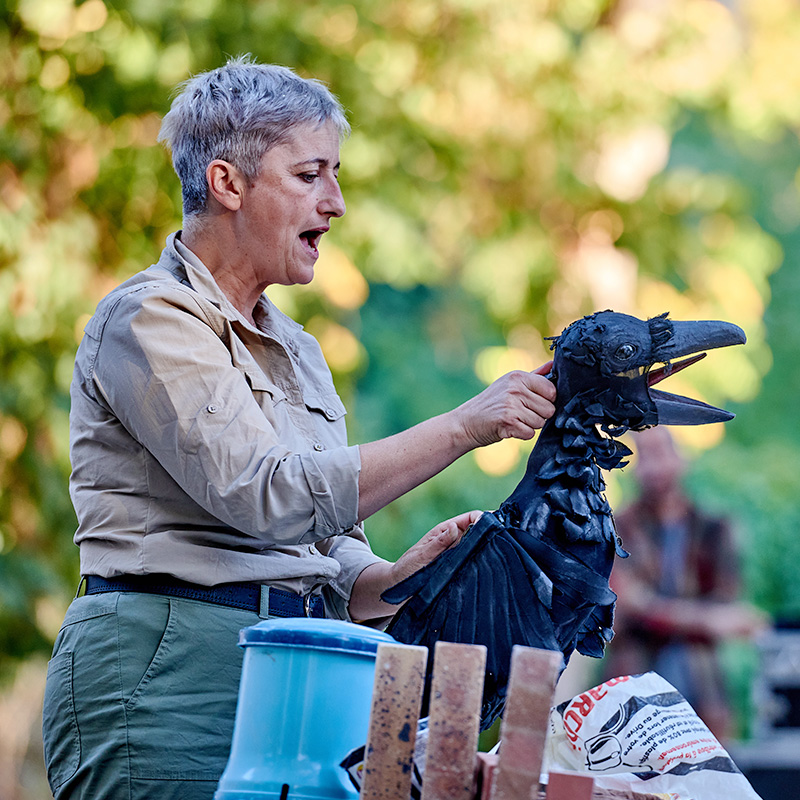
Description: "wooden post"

(359, 642), (428, 800)
(489, 646), (562, 800)
(421, 642), (487, 800)
(545, 771), (595, 800)
(476, 753), (499, 800)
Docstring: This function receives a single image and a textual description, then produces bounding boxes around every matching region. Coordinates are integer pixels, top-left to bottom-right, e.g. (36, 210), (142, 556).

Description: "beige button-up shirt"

(70, 233), (386, 619)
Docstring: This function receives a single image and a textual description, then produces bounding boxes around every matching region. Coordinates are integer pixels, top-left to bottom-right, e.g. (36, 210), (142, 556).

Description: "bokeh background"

(2, 0), (800, 796)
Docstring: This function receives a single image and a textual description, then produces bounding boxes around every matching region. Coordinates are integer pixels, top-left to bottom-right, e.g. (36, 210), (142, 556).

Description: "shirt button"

(207, 404), (220, 414)
(313, 442), (325, 451)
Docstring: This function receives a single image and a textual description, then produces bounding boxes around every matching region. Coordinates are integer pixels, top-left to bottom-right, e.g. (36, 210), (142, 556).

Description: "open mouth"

(647, 352), (706, 387)
(636, 318), (746, 425)
(647, 351), (737, 426)
(299, 229), (325, 257)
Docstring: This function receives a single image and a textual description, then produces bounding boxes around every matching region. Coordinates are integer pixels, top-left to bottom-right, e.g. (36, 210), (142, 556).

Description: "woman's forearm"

(357, 412), (470, 521)
(356, 367), (556, 521)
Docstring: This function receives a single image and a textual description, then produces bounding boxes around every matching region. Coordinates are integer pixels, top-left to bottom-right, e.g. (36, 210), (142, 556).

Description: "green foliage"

(2, 0), (800, 686)
(693, 441), (800, 619)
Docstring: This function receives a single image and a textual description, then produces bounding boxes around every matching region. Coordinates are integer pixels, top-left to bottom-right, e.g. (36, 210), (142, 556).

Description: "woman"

(42, 56), (556, 800)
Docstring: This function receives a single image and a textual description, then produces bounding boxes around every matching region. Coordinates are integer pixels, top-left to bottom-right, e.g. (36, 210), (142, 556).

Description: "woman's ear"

(206, 160), (245, 212)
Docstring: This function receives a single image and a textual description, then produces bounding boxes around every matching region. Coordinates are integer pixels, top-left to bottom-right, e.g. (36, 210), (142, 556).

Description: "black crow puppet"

(382, 310), (746, 730)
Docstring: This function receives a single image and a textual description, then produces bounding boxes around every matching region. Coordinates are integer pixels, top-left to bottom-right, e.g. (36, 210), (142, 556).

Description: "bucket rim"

(238, 617), (395, 656)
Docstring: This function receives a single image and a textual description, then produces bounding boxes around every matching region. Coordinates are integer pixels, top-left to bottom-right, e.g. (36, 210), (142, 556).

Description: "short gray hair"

(158, 55), (350, 216)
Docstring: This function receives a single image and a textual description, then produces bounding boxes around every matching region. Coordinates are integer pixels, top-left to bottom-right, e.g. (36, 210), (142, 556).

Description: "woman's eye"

(300, 173), (318, 183)
(615, 343), (637, 360)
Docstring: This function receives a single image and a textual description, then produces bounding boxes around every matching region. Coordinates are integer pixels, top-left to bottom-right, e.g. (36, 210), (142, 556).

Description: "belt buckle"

(303, 593), (311, 617)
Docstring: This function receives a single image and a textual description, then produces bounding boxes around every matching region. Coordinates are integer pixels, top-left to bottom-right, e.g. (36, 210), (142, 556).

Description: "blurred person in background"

(605, 426), (768, 741)
(40, 56), (556, 800)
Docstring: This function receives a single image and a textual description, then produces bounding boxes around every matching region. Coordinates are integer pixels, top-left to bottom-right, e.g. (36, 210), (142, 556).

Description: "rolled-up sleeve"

(89, 284), (362, 547)
(318, 527), (391, 624)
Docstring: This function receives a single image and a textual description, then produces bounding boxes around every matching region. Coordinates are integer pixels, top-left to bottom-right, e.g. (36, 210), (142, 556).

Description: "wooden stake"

(489, 646), (562, 800)
(476, 753), (499, 800)
(359, 642), (428, 800)
(421, 641), (487, 800)
(545, 770), (595, 800)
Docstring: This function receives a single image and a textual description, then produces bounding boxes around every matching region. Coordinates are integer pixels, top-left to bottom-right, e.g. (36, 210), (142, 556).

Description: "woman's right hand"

(451, 362), (556, 449)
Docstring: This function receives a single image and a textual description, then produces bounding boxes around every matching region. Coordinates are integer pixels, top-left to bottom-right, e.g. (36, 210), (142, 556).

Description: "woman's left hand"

(389, 510), (482, 586)
(348, 510), (483, 622)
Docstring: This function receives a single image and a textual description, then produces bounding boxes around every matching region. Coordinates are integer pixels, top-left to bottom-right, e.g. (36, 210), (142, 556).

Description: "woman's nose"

(322, 178), (346, 218)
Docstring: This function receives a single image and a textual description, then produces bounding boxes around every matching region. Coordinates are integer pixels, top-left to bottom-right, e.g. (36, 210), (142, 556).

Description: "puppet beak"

(648, 319), (746, 426)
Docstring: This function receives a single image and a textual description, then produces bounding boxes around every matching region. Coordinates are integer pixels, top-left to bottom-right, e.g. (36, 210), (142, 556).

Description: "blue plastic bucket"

(215, 618), (394, 800)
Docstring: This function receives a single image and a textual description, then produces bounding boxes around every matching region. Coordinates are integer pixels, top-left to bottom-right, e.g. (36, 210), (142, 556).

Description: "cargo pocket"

(42, 651), (80, 792)
(124, 598), (249, 780)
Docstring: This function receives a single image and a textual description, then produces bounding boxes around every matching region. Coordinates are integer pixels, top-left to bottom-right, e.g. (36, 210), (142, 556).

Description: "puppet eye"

(615, 343), (637, 360)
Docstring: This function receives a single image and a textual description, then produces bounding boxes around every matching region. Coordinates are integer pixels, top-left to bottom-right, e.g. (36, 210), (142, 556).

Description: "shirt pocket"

(303, 391), (347, 423)
(237, 367), (290, 431)
(238, 367), (288, 404)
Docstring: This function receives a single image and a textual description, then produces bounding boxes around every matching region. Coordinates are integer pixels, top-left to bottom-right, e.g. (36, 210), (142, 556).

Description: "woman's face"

(239, 119), (346, 287)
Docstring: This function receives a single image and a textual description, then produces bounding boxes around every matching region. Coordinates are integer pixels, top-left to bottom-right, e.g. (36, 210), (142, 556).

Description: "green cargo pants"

(42, 591), (263, 800)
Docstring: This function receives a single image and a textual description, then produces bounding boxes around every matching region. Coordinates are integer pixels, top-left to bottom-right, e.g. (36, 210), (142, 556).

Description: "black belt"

(82, 574), (325, 618)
